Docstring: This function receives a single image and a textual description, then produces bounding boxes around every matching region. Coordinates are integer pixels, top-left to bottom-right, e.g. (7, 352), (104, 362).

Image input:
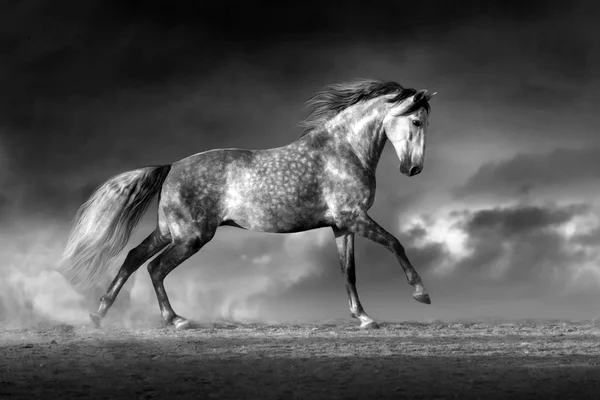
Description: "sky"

(1, 0), (599, 328)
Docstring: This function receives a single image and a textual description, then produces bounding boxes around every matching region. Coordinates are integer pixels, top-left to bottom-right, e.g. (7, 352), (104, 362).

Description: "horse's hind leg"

(146, 232), (214, 330)
(90, 229), (170, 328)
(332, 227), (379, 329)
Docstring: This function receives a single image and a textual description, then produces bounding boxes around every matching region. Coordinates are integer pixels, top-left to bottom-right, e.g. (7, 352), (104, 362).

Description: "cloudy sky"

(1, 0), (599, 327)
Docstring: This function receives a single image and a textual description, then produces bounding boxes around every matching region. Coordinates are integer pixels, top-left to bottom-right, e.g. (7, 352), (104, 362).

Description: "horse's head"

(383, 90), (436, 177)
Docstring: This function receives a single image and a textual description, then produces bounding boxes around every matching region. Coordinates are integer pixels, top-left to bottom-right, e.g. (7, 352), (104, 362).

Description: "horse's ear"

(414, 89), (427, 102)
(414, 89), (437, 102)
(426, 91), (438, 101)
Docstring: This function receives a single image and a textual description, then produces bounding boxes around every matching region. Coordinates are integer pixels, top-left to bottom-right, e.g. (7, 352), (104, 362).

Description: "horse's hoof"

(174, 318), (194, 330)
(360, 320), (380, 329)
(89, 312), (102, 329)
(413, 293), (431, 304)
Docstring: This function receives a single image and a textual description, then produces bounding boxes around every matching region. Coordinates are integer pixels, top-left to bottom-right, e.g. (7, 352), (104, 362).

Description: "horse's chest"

(326, 172), (376, 210)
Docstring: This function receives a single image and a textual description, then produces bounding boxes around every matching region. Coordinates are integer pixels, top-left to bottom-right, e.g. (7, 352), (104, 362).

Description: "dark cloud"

(404, 225), (428, 241)
(452, 203), (592, 291)
(1, 0), (594, 133)
(455, 147), (600, 199)
(462, 204), (590, 237)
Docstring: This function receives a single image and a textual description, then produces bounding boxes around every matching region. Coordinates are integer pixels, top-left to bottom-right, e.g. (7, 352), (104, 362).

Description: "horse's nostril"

(409, 166), (422, 176)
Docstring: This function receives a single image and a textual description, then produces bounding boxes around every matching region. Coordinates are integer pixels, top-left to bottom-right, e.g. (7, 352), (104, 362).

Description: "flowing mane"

(299, 79), (431, 136)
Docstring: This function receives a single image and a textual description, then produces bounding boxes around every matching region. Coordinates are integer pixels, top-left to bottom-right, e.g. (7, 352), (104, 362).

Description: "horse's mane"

(299, 79), (430, 137)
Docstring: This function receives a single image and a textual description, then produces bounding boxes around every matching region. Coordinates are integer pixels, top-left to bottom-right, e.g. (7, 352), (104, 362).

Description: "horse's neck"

(327, 100), (388, 173)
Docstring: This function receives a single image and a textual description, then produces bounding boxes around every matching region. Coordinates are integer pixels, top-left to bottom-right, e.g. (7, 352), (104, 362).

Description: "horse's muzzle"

(399, 162), (423, 177)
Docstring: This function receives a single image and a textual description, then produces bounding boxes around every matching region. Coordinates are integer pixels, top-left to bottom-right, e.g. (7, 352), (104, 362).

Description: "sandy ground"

(1, 320), (600, 399)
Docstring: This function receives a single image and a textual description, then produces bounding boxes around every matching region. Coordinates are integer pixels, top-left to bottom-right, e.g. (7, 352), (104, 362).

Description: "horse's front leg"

(341, 212), (431, 305)
(332, 227), (379, 329)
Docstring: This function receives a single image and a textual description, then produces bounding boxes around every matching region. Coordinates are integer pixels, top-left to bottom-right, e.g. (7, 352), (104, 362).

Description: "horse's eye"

(412, 120), (421, 127)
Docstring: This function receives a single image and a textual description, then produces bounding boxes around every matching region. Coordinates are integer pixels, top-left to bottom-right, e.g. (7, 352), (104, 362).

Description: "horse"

(57, 79), (437, 329)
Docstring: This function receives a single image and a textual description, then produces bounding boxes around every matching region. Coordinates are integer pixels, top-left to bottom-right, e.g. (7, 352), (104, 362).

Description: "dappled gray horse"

(57, 79), (436, 329)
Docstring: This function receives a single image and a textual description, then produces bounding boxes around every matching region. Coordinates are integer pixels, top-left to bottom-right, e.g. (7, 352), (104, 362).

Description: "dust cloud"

(0, 211), (332, 330)
(0, 219), (89, 329)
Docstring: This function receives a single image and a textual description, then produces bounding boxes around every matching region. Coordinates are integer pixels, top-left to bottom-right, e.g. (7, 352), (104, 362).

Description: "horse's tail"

(57, 165), (172, 290)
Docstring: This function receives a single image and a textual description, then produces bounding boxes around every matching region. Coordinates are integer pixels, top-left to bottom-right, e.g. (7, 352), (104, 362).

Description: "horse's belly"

(224, 199), (329, 233)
